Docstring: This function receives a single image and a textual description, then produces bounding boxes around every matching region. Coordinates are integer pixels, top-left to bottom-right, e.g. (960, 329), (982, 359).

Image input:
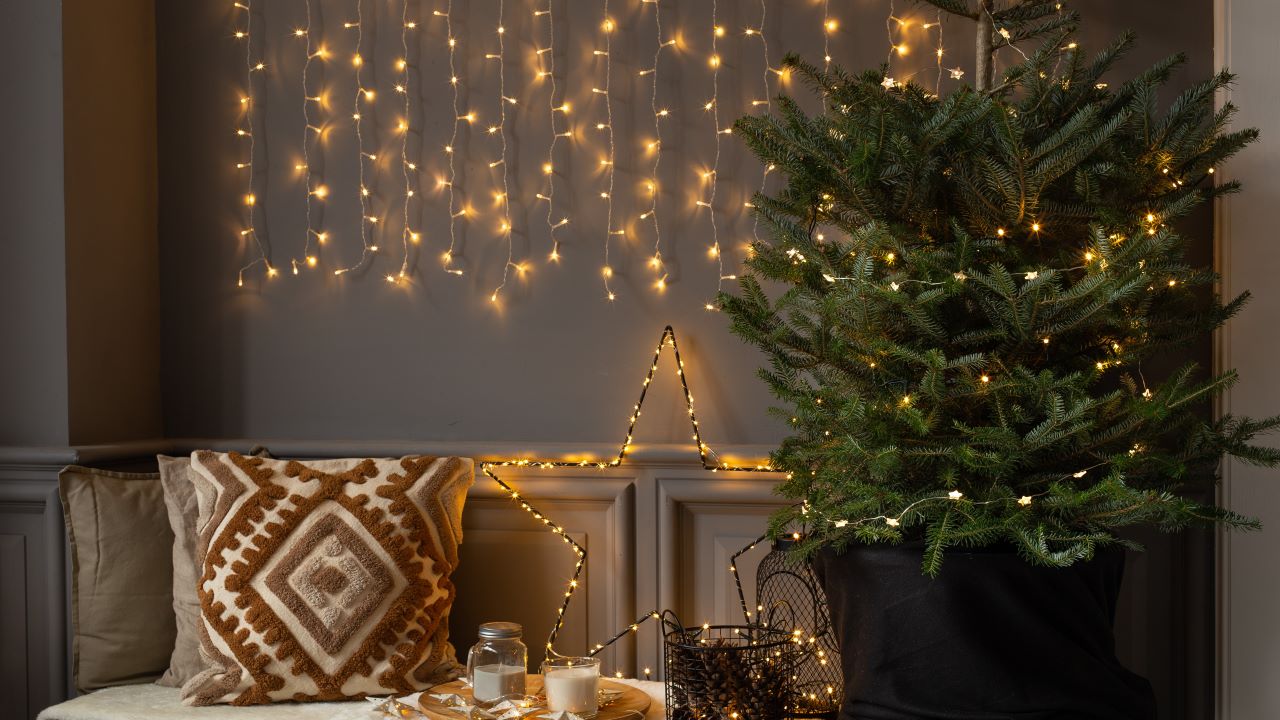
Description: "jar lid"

(478, 621), (523, 639)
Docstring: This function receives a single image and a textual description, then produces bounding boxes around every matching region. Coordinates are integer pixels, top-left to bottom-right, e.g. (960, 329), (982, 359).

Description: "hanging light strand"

(703, 0), (729, 307)
(748, 0), (772, 247)
(931, 9), (945, 95)
(335, 1), (377, 276)
(439, 2), (464, 277)
(295, 0), (322, 275)
(822, 0), (833, 69)
(598, 0), (618, 302)
(234, 0), (272, 287)
(640, 0), (671, 290)
(489, 0), (516, 303)
(538, 0), (568, 263)
(392, 0), (417, 283)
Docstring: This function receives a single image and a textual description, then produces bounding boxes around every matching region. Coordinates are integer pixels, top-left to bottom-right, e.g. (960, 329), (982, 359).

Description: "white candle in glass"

(543, 664), (599, 715)
(472, 664), (526, 702)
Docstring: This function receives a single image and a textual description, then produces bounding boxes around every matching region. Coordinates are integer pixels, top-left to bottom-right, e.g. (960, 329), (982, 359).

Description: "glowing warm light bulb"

(826, 19), (838, 32)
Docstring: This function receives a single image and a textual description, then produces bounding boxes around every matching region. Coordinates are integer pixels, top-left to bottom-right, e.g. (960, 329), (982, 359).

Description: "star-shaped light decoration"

(949, 67), (965, 80)
(482, 326), (782, 662)
(881, 76), (897, 90)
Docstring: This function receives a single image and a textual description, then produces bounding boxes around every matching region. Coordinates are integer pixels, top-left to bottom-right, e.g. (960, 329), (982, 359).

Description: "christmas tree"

(721, 0), (1280, 574)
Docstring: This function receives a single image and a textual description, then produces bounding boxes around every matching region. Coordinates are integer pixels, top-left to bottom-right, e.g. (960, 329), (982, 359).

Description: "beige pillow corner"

(58, 464), (175, 692)
(154, 454), (206, 688)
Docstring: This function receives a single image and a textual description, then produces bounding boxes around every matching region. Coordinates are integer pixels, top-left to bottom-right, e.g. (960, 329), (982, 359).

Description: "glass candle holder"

(541, 656), (601, 717)
(467, 622), (528, 703)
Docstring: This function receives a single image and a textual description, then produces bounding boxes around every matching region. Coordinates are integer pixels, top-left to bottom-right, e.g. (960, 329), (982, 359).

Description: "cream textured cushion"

(181, 452), (473, 705)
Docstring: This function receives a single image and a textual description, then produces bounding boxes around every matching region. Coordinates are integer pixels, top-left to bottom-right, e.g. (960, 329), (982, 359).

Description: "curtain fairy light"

(536, 0), (570, 263)
(597, 0), (619, 302)
(746, 0), (773, 250)
(234, 0), (272, 287)
(700, 0), (733, 309)
(487, 0), (518, 303)
(929, 10), (945, 95)
(294, 0), (324, 275)
(335, 1), (378, 276)
(388, 0), (418, 284)
(822, 0), (833, 68)
(639, 0), (672, 291)
(438, 3), (466, 277)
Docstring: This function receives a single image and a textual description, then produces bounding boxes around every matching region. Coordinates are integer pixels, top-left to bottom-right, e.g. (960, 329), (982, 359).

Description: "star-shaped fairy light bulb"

(481, 327), (784, 659)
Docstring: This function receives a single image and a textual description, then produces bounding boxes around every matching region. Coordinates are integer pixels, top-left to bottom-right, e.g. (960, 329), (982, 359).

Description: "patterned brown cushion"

(181, 452), (473, 705)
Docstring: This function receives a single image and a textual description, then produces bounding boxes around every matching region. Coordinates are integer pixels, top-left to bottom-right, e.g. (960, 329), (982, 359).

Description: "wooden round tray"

(419, 675), (651, 720)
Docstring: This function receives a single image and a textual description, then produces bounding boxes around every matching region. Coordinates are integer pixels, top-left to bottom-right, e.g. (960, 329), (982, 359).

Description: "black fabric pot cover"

(811, 543), (1156, 720)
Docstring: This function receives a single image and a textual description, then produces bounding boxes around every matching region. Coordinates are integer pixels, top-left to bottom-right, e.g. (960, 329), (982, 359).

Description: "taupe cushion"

(182, 452), (473, 705)
(58, 466), (175, 692)
(154, 455), (206, 687)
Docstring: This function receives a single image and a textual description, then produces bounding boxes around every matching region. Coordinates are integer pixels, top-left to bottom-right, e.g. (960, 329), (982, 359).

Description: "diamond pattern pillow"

(181, 451), (473, 705)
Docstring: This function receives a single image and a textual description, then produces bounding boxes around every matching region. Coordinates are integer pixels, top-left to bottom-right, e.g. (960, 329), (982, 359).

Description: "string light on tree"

(233, 0), (272, 287)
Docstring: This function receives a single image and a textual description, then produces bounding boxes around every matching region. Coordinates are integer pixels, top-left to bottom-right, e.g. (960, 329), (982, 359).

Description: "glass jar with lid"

(467, 621), (528, 702)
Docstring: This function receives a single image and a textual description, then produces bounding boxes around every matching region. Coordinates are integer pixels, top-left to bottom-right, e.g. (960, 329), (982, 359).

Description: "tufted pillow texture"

(181, 452), (472, 705)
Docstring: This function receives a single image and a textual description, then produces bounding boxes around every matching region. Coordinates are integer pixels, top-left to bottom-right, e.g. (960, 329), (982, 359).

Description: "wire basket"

(663, 625), (801, 720)
(756, 537), (842, 718)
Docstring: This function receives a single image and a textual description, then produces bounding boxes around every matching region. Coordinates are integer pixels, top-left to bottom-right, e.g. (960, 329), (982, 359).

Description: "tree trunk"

(975, 0), (995, 92)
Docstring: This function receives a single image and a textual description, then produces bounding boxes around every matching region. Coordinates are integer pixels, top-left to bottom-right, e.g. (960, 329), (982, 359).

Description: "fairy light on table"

(536, 0), (570, 263)
(596, 1), (619, 302)
(438, 2), (466, 277)
(294, 0), (324, 275)
(233, 0), (272, 287)
(486, 0), (518, 304)
(638, 0), (673, 291)
(334, 3), (378, 277)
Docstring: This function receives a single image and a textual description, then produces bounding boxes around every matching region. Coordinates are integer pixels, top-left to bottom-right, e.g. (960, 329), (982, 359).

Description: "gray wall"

(0, 0), (69, 447)
(0, 0), (160, 448)
(1217, 0), (1280, 715)
(154, 0), (1215, 450)
(63, 0), (163, 444)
